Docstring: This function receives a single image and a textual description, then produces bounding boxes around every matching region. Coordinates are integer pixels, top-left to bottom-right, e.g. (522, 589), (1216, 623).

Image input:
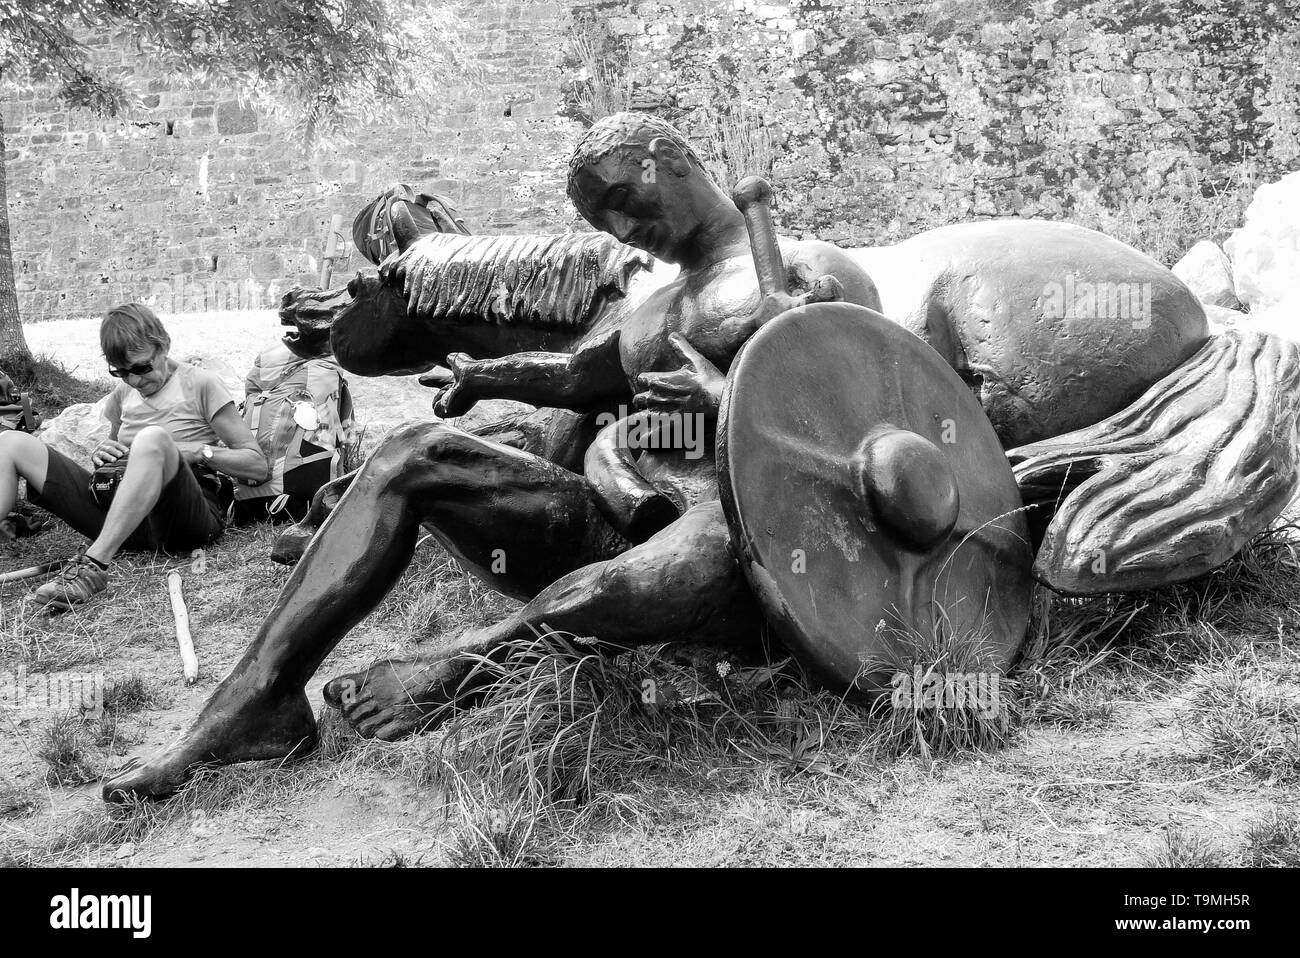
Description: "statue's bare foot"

(322, 657), (470, 741)
(102, 681), (317, 803)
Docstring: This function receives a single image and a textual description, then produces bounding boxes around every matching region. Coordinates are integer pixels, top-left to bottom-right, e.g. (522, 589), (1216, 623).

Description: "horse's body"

(277, 207), (1295, 596)
(301, 218), (1206, 451)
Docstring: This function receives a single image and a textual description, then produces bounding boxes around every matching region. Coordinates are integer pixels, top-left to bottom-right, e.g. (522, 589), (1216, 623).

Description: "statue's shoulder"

(782, 236), (855, 267)
(781, 237), (880, 310)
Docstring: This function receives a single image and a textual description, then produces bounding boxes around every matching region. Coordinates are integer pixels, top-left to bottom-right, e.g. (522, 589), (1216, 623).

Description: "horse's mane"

(382, 231), (654, 328)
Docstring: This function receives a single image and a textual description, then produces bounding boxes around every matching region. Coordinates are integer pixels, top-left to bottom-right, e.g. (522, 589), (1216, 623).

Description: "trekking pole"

(318, 213), (344, 288)
(0, 560), (66, 585)
(166, 570), (199, 684)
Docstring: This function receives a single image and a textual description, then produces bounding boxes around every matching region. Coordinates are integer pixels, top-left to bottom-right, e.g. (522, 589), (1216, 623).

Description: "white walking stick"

(166, 570), (198, 683)
(0, 559), (66, 584)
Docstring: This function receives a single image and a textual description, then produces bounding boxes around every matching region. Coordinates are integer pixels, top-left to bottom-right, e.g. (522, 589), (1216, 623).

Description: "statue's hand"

(420, 352), (480, 418)
(718, 274), (845, 344)
(634, 333), (725, 417)
(758, 274), (844, 327)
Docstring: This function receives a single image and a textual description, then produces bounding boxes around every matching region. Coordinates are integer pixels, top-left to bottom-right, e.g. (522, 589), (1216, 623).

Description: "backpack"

(0, 393), (40, 433)
(233, 342), (354, 523)
(0, 369), (40, 433)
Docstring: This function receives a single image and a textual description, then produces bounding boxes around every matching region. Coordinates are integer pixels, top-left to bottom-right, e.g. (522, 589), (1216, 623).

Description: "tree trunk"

(0, 117), (33, 369)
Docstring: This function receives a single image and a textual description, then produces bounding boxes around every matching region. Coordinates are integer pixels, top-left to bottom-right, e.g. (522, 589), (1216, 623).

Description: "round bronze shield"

(717, 302), (1033, 694)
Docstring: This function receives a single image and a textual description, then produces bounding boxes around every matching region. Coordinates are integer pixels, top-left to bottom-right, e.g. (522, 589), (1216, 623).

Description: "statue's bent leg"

(104, 422), (613, 802)
(268, 407), (598, 566)
(325, 500), (762, 741)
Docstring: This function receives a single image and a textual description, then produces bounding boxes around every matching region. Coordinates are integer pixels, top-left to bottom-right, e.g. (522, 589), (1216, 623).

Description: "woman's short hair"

(100, 303), (170, 366)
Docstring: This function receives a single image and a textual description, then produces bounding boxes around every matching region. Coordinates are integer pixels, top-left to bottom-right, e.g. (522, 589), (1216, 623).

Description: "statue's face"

(571, 146), (699, 263)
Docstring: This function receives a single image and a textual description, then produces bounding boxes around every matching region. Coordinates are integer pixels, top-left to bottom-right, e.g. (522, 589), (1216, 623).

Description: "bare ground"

(1, 316), (1298, 867)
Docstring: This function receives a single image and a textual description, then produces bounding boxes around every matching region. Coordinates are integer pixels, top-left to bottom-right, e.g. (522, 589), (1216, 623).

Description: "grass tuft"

(37, 714), (98, 786)
(1241, 806), (1300, 867)
(102, 674), (169, 714)
(0, 779), (41, 818)
(1142, 827), (1228, 868)
(1182, 647), (1300, 783)
(862, 615), (1019, 759)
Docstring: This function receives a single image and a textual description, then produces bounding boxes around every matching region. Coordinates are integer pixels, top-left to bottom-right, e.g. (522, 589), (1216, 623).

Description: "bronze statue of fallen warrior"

(104, 113), (1299, 802)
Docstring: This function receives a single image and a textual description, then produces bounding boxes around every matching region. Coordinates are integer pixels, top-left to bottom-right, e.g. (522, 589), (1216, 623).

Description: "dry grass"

(703, 105), (777, 191)
(1063, 161), (1258, 266)
(3, 495), (1300, 866)
(1181, 647), (1300, 783)
(1241, 806), (1300, 867)
(0, 351), (108, 415)
(1141, 826), (1230, 868)
(565, 26), (632, 125)
(36, 714), (100, 786)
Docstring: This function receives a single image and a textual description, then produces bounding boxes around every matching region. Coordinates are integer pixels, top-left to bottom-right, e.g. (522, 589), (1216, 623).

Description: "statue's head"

(567, 112), (717, 264)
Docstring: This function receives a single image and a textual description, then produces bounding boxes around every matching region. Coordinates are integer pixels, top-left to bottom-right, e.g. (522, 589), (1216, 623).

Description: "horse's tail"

(1009, 329), (1300, 594)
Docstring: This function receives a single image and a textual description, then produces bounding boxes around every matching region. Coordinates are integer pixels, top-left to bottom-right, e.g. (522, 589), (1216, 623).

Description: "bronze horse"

(278, 188), (1299, 594)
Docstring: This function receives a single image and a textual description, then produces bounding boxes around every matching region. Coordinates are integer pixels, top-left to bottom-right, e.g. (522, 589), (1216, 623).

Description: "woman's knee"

(0, 429), (46, 476)
(127, 427), (179, 467)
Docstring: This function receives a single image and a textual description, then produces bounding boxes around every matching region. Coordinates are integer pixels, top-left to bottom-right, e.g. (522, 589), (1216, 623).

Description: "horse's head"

(329, 271), (433, 376)
(279, 284), (355, 360)
(281, 185), (470, 364)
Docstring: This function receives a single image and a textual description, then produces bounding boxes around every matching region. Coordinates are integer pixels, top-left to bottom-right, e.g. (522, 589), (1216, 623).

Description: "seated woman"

(0, 304), (268, 611)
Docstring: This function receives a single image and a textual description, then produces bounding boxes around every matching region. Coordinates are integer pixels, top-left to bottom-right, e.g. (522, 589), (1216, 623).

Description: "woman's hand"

(91, 439), (129, 467)
(634, 334), (725, 417)
(174, 442), (205, 466)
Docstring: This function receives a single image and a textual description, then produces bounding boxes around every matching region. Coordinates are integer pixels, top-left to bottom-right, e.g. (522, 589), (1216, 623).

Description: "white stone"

(36, 397), (110, 468)
(1201, 303), (1243, 333)
(1172, 240), (1240, 308)
(1241, 295), (1300, 343)
(1224, 171), (1300, 311)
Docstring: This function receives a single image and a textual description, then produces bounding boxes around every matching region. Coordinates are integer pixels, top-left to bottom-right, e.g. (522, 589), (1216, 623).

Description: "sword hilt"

(732, 176), (788, 298)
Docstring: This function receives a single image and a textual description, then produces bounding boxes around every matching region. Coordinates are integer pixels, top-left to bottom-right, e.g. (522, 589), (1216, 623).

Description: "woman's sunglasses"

(108, 360), (156, 379)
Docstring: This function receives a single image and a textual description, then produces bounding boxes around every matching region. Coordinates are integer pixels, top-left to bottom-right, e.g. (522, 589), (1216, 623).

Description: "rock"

(1242, 296), (1300, 343)
(115, 842), (136, 859)
(1224, 171), (1300, 311)
(1172, 240), (1240, 309)
(36, 397), (110, 468)
(1202, 303), (1244, 333)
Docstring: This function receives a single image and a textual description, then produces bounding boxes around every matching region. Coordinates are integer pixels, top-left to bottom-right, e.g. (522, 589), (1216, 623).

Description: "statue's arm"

(429, 325), (627, 416)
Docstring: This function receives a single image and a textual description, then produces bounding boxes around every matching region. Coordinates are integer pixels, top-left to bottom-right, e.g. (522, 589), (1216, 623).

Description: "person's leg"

(23, 434), (177, 609)
(0, 431), (50, 527)
(103, 421), (618, 801)
(146, 458), (226, 554)
(85, 425), (181, 564)
(324, 500), (761, 741)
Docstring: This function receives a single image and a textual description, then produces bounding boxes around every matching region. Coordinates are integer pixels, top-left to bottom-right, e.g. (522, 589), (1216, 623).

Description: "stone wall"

(1, 0), (584, 322)
(2, 0), (1297, 321)
(596, 0), (1300, 244)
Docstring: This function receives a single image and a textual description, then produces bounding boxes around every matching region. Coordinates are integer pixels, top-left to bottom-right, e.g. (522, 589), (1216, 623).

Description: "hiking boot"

(28, 551), (109, 612)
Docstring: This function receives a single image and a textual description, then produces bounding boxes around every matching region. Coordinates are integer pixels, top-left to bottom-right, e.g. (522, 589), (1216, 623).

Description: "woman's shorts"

(29, 447), (225, 554)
